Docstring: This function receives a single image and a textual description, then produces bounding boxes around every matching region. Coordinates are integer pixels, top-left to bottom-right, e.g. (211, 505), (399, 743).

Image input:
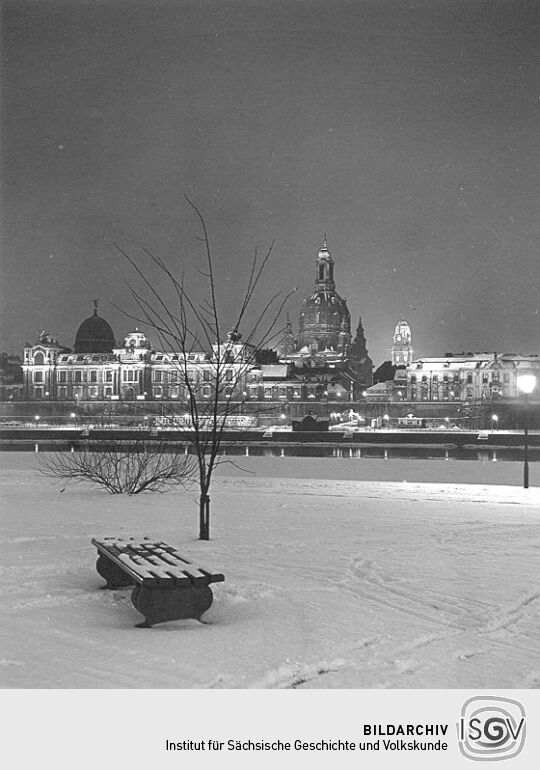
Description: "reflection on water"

(226, 445), (540, 463)
(2, 443), (539, 463)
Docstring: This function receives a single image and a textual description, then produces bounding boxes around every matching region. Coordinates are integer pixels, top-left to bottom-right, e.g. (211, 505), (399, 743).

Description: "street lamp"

(517, 374), (536, 489)
(491, 414), (498, 430)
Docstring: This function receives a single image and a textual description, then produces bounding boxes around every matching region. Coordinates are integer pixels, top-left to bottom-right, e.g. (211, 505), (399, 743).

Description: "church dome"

(297, 239), (351, 353)
(74, 303), (115, 354)
(300, 291), (350, 327)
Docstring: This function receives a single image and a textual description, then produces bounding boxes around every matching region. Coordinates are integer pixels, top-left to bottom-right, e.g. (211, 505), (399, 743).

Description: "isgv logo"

(457, 696), (526, 761)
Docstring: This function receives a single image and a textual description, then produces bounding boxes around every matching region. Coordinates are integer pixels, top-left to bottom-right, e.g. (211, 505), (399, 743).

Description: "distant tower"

(391, 318), (414, 366)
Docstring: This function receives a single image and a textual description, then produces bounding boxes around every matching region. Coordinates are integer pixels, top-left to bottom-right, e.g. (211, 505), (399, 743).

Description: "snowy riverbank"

(1, 454), (539, 688)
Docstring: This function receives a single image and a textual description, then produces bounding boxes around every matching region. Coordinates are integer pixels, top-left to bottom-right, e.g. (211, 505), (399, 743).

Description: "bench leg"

(96, 554), (134, 589)
(131, 584), (214, 628)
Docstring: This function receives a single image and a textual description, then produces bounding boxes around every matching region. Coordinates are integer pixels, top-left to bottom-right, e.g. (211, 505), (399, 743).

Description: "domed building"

(74, 301), (116, 354)
(296, 239), (351, 358)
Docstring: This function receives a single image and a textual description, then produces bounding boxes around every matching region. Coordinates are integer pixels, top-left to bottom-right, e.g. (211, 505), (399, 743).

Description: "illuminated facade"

(405, 353), (540, 402)
(22, 312), (251, 404)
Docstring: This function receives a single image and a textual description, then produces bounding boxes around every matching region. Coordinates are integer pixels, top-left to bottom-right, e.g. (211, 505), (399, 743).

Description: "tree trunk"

(199, 494), (210, 540)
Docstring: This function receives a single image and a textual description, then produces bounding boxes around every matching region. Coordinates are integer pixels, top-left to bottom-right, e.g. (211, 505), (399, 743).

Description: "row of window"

(32, 368), (240, 385)
(32, 383), (337, 401)
(408, 385), (508, 401)
(409, 373), (510, 385)
(152, 369), (234, 383)
(33, 385), (237, 400)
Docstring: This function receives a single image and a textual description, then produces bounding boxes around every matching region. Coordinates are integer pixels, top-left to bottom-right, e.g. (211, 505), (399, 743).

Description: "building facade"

(404, 353), (540, 402)
(22, 320), (252, 405)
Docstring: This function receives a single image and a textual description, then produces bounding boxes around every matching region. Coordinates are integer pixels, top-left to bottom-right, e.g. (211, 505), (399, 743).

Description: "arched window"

(34, 352), (44, 365)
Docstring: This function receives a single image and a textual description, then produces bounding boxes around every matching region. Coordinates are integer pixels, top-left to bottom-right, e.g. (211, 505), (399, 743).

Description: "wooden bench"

(91, 537), (225, 628)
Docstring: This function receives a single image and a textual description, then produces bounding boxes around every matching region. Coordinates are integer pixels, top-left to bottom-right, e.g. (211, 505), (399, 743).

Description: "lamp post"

(491, 414), (498, 431)
(517, 375), (536, 489)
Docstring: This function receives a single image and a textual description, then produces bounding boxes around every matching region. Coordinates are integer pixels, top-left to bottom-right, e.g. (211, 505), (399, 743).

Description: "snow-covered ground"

(1, 453), (539, 689)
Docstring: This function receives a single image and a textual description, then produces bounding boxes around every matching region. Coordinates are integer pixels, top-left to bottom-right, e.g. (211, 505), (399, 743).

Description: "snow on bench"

(91, 537), (225, 628)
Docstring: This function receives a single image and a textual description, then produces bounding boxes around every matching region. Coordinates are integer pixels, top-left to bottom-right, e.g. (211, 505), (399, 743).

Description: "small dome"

(74, 304), (115, 354)
(123, 329), (151, 349)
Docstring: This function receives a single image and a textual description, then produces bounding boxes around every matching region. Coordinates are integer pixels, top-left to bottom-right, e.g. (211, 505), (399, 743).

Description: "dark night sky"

(1, 0), (539, 365)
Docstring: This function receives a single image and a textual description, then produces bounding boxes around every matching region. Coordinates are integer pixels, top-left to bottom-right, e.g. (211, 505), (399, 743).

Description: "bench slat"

(92, 538), (224, 585)
(137, 542), (223, 582)
(116, 553), (156, 579)
(166, 549), (225, 582)
(142, 555), (208, 584)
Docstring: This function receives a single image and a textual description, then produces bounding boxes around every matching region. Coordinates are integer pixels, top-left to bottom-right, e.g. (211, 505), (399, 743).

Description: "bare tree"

(38, 439), (196, 495)
(116, 197), (294, 539)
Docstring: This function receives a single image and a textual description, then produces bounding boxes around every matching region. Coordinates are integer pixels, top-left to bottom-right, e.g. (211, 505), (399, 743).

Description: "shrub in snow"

(38, 440), (196, 494)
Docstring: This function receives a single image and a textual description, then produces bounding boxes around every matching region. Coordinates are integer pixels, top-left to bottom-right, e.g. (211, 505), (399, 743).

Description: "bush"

(38, 440), (196, 494)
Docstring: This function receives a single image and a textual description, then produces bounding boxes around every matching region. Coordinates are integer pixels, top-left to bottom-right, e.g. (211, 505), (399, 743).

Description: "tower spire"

(315, 238), (335, 290)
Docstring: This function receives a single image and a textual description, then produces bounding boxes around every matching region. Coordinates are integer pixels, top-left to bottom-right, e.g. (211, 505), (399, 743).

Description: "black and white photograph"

(1, 1), (539, 757)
